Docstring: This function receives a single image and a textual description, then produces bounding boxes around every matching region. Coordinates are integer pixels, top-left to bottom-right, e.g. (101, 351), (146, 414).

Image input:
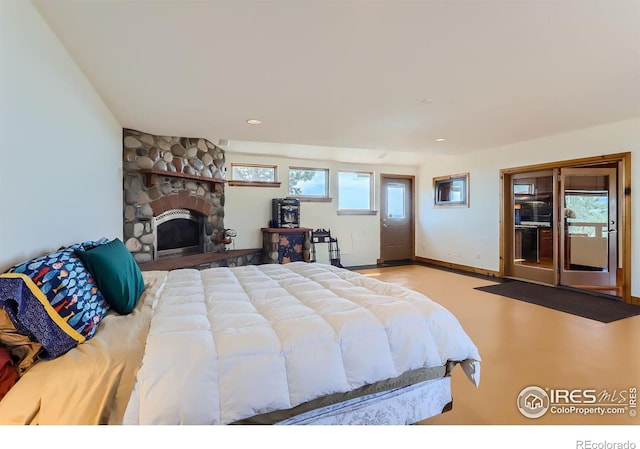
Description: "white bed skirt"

(275, 376), (452, 425)
(124, 375), (451, 426)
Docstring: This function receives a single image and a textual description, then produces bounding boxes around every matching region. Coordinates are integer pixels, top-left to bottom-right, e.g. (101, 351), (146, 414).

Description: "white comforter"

(124, 263), (481, 424)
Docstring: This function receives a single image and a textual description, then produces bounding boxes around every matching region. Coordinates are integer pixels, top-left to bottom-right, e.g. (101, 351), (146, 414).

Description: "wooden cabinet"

(538, 228), (553, 262)
(514, 226), (553, 265)
(514, 229), (523, 260)
(261, 228), (312, 264)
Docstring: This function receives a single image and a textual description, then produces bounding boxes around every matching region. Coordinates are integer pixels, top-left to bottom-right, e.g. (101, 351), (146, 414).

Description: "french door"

(504, 165), (620, 295)
(508, 170), (556, 285)
(501, 154), (630, 302)
(559, 167), (618, 289)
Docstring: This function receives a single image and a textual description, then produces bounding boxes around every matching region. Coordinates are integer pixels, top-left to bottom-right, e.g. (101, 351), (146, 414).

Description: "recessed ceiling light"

(246, 119), (262, 125)
(435, 138), (447, 142)
(421, 99), (434, 104)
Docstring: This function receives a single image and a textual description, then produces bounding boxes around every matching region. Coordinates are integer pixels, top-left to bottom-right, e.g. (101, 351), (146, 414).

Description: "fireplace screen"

(154, 209), (204, 259)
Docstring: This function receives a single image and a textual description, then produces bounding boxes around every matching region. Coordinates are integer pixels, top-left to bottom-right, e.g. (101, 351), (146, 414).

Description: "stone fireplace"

(122, 128), (227, 264)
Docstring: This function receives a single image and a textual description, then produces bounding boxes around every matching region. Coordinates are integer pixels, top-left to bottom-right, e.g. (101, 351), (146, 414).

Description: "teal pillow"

(75, 238), (145, 315)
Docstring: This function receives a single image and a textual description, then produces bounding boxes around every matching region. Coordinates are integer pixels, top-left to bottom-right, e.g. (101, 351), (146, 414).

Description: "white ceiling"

(34, 0), (640, 164)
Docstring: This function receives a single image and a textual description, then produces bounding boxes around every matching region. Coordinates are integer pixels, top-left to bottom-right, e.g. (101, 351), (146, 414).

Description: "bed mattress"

(123, 262), (480, 424)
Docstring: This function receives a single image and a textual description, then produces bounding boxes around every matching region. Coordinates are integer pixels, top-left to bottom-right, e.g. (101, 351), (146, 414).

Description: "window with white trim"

(288, 167), (330, 200)
(229, 163), (280, 187)
(338, 170), (376, 214)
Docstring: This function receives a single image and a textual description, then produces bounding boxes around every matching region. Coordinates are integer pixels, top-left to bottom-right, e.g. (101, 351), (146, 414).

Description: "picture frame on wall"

(433, 173), (469, 207)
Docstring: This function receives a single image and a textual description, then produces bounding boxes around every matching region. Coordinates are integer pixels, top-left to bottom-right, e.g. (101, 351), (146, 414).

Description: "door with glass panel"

(560, 168), (617, 288)
(380, 175), (414, 262)
(508, 170), (557, 285)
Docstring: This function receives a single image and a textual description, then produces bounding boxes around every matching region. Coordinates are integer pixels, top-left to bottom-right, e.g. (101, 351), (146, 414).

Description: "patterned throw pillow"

(0, 239), (110, 359)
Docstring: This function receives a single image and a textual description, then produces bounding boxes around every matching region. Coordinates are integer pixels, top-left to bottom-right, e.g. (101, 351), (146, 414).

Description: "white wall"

(0, 1), (122, 270)
(416, 117), (640, 296)
(224, 153), (417, 267)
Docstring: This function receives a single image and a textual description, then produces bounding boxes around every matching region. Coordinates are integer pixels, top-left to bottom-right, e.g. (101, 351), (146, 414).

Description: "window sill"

(337, 209), (378, 216)
(288, 196), (333, 203)
(227, 181), (281, 188)
(434, 203), (469, 208)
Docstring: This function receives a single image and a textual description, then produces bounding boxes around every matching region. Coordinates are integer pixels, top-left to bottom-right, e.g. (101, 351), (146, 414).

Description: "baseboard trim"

(631, 296), (640, 306)
(413, 256), (501, 279)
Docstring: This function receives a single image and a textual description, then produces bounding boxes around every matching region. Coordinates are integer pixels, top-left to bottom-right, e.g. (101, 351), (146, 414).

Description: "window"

(228, 163), (280, 187)
(338, 170), (376, 215)
(513, 183), (534, 195)
(433, 173), (469, 207)
(288, 167), (330, 200)
(386, 183), (405, 219)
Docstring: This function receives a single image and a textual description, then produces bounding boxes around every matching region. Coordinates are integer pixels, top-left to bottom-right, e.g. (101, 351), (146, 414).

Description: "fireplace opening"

(154, 209), (204, 260)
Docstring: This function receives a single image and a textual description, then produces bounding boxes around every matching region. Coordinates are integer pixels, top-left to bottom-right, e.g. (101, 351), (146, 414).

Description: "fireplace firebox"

(154, 209), (204, 260)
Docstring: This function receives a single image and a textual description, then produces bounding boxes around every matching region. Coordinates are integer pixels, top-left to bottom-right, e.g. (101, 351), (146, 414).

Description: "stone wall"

(122, 128), (227, 264)
(186, 251), (263, 270)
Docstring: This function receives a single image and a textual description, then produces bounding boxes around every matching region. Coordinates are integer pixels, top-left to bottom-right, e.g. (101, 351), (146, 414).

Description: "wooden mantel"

(138, 169), (226, 189)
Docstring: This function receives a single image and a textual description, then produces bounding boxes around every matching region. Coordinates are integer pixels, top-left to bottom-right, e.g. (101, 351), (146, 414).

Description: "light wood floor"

(354, 264), (640, 425)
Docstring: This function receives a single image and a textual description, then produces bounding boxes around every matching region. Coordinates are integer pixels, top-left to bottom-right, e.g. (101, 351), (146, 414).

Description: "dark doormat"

(475, 280), (640, 323)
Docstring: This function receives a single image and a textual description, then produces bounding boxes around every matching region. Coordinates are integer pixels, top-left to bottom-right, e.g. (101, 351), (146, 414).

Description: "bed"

(0, 241), (480, 425)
